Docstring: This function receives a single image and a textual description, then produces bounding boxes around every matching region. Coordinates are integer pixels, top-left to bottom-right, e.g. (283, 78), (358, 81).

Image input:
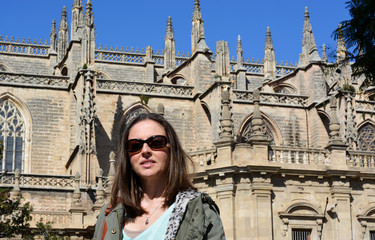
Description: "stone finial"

(72, 172), (82, 207)
(191, 0), (209, 53)
(264, 27), (276, 80)
(95, 169), (105, 205)
(49, 20), (57, 53)
(236, 35), (244, 70)
(248, 89), (268, 142)
(322, 44), (328, 62)
(10, 169), (21, 199)
(336, 24), (347, 63)
(219, 84), (234, 142)
(58, 6), (69, 61)
(85, 0), (94, 27)
(215, 41), (230, 78)
(106, 151), (116, 196)
(298, 6), (320, 66)
(164, 16), (176, 70)
(328, 95), (343, 144)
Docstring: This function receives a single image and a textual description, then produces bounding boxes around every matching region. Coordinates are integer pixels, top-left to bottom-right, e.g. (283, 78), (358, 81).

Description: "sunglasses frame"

(125, 135), (168, 153)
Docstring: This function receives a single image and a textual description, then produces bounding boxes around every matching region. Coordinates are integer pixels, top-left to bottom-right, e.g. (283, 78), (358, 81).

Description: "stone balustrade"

(233, 90), (308, 107)
(0, 36), (49, 56)
(97, 79), (194, 98)
(356, 100), (375, 113)
(346, 150), (375, 167)
(269, 146), (330, 165)
(0, 72), (70, 89)
(188, 147), (217, 167)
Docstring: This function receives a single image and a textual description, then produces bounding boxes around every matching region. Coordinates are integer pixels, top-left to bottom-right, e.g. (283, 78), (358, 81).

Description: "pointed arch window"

(358, 123), (375, 151)
(0, 99), (25, 172)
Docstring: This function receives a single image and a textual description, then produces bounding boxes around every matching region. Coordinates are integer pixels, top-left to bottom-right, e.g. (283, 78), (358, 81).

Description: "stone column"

(92, 169), (105, 217)
(106, 151), (116, 201)
(250, 174), (273, 240)
(69, 172), (86, 228)
(248, 90), (271, 164)
(330, 177), (352, 240)
(145, 46), (155, 83)
(214, 83), (234, 167)
(215, 178), (236, 240)
(235, 180), (251, 239)
(10, 169), (21, 199)
(326, 95), (347, 168)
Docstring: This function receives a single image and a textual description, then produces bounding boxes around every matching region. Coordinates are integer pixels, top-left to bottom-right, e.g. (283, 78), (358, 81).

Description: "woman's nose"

(141, 142), (152, 155)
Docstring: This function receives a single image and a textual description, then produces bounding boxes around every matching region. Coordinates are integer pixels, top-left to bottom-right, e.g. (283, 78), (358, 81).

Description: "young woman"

(94, 113), (225, 240)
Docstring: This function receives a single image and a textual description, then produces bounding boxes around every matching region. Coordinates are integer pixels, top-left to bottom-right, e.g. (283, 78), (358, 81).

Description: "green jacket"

(93, 191), (226, 240)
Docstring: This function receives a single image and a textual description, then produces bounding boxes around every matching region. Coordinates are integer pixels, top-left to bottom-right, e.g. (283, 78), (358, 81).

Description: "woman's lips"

(140, 160), (155, 167)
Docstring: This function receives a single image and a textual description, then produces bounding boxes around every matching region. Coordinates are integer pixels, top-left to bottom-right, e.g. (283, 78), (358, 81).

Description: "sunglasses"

(125, 135), (168, 153)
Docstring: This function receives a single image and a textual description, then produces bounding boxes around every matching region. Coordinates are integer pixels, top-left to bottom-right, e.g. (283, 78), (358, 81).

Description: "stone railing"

(188, 147), (217, 167)
(0, 72), (70, 89)
(269, 146), (330, 165)
(0, 35), (49, 56)
(97, 79), (194, 98)
(0, 173), (74, 190)
(356, 100), (375, 113)
(346, 150), (375, 168)
(233, 90), (308, 107)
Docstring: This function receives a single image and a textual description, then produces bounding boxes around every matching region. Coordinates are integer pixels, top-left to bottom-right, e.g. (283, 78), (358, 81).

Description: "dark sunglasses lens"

(148, 136), (167, 149)
(126, 140), (143, 152)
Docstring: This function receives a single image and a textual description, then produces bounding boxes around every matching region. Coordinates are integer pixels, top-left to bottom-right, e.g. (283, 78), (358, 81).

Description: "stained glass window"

(358, 124), (375, 151)
(0, 99), (25, 172)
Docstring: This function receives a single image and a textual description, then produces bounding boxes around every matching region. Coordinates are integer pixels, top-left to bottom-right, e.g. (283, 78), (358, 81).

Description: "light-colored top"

(122, 203), (175, 240)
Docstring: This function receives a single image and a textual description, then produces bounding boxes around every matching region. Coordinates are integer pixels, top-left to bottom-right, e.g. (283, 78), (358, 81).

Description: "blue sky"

(1, 0), (350, 64)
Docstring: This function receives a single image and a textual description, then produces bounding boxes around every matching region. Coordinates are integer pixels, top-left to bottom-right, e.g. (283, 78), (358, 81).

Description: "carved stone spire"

(328, 95), (343, 145)
(219, 84), (233, 142)
(264, 27), (276, 80)
(164, 16), (176, 71)
(71, 0), (83, 41)
(57, 6), (69, 61)
(322, 44), (328, 62)
(336, 24), (347, 63)
(298, 7), (320, 66)
(236, 35), (244, 70)
(49, 20), (57, 54)
(191, 0), (209, 53)
(82, 0), (95, 66)
(215, 41), (230, 78)
(249, 89), (268, 142)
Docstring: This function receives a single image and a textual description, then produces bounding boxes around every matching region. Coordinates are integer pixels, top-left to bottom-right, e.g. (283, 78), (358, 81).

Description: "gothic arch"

(200, 101), (211, 125)
(0, 93), (32, 173)
(317, 109), (331, 135)
(170, 74), (187, 85)
(97, 71), (111, 80)
(0, 62), (12, 72)
(237, 112), (282, 145)
(357, 120), (375, 152)
(273, 83), (297, 94)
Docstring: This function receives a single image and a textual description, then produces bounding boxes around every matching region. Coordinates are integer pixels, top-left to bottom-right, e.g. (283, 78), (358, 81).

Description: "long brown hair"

(110, 113), (196, 220)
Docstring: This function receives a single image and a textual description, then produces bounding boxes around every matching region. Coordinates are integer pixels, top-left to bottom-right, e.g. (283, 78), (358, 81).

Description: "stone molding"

(0, 72), (69, 89)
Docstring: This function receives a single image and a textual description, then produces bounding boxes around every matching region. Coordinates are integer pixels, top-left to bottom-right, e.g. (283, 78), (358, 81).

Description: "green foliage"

(0, 188), (33, 238)
(343, 83), (356, 93)
(333, 0), (375, 86)
(140, 95), (149, 105)
(82, 63), (88, 69)
(0, 188), (68, 239)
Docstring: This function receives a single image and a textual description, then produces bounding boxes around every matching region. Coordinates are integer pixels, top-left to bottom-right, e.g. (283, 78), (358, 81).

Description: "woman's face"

(127, 119), (170, 184)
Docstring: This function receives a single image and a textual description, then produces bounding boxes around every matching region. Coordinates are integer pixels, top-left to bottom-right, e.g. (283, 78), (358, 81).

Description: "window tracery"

(274, 86), (296, 94)
(0, 99), (25, 172)
(239, 118), (275, 145)
(358, 123), (375, 151)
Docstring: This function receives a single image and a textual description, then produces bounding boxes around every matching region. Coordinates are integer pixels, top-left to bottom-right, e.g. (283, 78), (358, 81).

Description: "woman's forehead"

(128, 119), (166, 139)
